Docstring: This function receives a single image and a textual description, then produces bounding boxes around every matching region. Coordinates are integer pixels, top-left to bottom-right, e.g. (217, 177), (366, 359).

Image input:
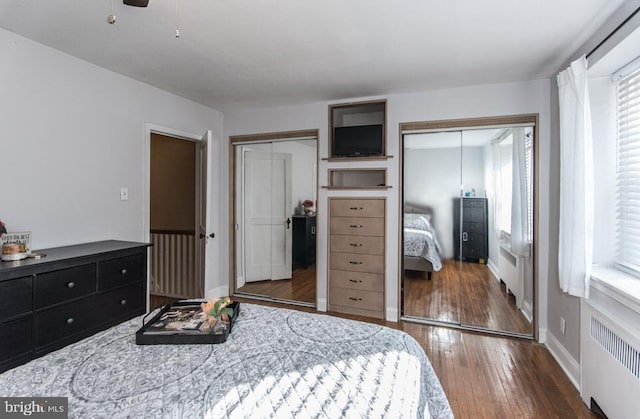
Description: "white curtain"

(557, 55), (594, 298)
(511, 128), (529, 256)
(491, 141), (503, 240)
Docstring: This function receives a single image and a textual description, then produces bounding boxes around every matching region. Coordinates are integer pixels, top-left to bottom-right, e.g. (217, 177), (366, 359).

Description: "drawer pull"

(67, 281), (75, 288)
(120, 299), (127, 305)
(349, 297), (363, 301)
(121, 268), (128, 275)
(349, 207), (364, 210)
(349, 261), (363, 265)
(66, 318), (74, 325)
(349, 225), (363, 228)
(348, 279), (363, 283)
(349, 243), (363, 247)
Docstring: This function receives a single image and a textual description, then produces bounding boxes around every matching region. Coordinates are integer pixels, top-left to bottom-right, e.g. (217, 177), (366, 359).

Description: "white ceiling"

(0, 0), (626, 111)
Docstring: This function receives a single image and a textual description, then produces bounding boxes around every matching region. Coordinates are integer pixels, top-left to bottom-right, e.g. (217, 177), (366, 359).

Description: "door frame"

(229, 129), (319, 306)
(143, 123), (211, 310)
(398, 114), (540, 340)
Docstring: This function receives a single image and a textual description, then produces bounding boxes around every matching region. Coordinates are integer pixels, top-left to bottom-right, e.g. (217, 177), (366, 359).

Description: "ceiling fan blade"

(123, 0), (149, 7)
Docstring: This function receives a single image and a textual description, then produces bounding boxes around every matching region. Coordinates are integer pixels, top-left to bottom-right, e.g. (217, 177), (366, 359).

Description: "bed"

(0, 303), (453, 418)
(404, 204), (443, 280)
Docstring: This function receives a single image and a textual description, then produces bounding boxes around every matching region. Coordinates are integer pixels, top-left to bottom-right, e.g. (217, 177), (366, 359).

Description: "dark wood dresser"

(453, 197), (489, 263)
(292, 215), (316, 269)
(0, 240), (149, 373)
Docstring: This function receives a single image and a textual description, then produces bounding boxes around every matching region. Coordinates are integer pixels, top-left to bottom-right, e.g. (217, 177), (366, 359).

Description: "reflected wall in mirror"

(402, 118), (536, 337)
(231, 136), (318, 306)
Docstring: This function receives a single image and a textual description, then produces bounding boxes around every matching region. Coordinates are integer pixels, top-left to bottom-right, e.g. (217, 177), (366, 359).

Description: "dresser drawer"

(0, 317), (32, 362)
(329, 287), (383, 312)
(0, 276), (33, 321)
(330, 269), (383, 292)
(463, 207), (485, 222)
(97, 282), (144, 324)
(330, 235), (384, 255)
(462, 222), (484, 233)
(330, 217), (384, 237)
(98, 254), (144, 291)
(36, 264), (96, 309)
(330, 199), (384, 218)
(463, 198), (486, 208)
(36, 297), (97, 348)
(330, 252), (384, 274)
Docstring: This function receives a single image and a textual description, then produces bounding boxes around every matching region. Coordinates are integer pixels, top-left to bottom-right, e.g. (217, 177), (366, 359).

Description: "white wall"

(462, 146), (486, 197)
(0, 28), (224, 297)
(404, 145), (485, 259)
(404, 146), (460, 258)
(223, 79), (551, 324)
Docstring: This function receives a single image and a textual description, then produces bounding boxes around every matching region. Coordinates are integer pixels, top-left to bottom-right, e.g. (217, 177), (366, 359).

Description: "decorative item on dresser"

(0, 240), (149, 373)
(453, 197), (489, 263)
(292, 215), (316, 269)
(328, 197), (385, 319)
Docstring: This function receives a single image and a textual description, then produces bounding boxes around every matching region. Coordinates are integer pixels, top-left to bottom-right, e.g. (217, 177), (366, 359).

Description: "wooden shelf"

(329, 100), (387, 159)
(322, 155), (393, 162)
(326, 168), (389, 189)
(322, 186), (392, 190)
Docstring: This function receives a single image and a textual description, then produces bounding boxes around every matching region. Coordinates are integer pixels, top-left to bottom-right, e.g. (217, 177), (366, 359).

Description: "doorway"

(230, 130), (318, 306)
(400, 115), (538, 338)
(148, 130), (210, 309)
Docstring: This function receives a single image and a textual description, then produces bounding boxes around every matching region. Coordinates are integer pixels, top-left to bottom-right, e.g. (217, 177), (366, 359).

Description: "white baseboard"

(317, 298), (327, 312)
(386, 307), (399, 322)
(487, 260), (500, 281)
(544, 331), (580, 391)
(521, 300), (533, 324)
(538, 327), (547, 343)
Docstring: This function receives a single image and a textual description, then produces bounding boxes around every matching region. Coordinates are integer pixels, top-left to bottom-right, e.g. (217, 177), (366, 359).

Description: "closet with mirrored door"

(400, 115), (537, 337)
(229, 130), (318, 307)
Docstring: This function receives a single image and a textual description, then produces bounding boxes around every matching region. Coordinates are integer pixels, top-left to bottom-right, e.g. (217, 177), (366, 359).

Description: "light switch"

(120, 187), (129, 201)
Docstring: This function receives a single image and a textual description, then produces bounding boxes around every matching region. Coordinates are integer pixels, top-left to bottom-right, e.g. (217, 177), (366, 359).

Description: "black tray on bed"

(135, 301), (240, 345)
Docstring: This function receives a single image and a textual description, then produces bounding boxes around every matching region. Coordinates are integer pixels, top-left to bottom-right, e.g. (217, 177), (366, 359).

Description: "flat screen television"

(332, 124), (384, 157)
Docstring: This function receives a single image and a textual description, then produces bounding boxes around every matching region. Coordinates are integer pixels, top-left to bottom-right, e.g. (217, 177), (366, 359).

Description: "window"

(499, 134), (513, 233)
(525, 128), (534, 242)
(616, 65), (640, 273)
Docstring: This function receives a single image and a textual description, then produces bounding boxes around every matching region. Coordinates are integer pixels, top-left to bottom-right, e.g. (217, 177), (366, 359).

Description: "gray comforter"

(404, 214), (443, 271)
(0, 304), (453, 418)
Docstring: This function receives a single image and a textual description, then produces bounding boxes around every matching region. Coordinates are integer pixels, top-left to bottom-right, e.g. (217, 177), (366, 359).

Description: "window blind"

(525, 129), (533, 242)
(616, 65), (640, 273)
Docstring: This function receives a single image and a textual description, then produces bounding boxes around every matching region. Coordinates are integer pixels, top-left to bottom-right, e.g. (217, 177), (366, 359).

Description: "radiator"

(499, 246), (522, 308)
(580, 297), (640, 418)
(150, 233), (201, 298)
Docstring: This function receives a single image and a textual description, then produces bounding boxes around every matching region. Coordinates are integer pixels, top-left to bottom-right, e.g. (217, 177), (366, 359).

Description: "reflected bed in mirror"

(403, 203), (442, 280)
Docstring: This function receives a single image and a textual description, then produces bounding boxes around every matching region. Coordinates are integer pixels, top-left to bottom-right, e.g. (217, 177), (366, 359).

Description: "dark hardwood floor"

(233, 297), (594, 418)
(404, 259), (531, 334)
(236, 264), (316, 304)
(149, 294), (180, 310)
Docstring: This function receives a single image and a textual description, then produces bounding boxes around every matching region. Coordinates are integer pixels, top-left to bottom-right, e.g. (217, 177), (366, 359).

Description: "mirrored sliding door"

(403, 131), (462, 324)
(401, 116), (536, 337)
(231, 134), (318, 306)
